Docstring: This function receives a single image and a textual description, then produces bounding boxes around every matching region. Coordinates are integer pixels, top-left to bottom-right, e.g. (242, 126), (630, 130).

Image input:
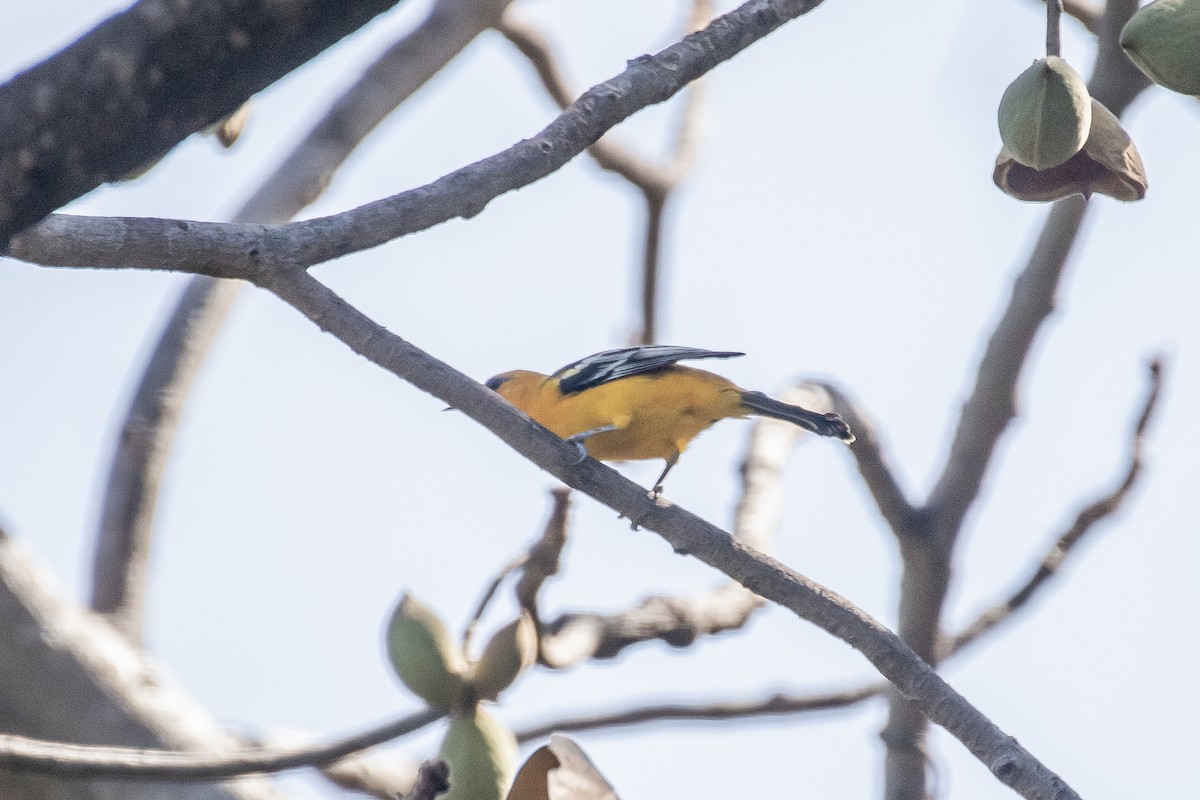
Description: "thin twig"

(945, 357), (1164, 656)
(1046, 0), (1063, 57)
(1030, 0), (1102, 35)
(640, 190), (668, 344)
(462, 553), (530, 656)
(514, 488), (572, 660)
(514, 684), (883, 742)
(0, 708), (444, 780)
(806, 381), (916, 534)
(496, 14), (668, 188)
(638, 0), (711, 343)
(497, 1), (711, 345)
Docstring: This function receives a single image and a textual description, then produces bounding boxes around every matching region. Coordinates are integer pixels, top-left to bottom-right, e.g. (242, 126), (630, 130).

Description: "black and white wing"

(553, 345), (743, 395)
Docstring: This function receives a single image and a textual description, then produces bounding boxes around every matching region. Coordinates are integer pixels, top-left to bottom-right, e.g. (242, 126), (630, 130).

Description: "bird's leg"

(564, 425), (619, 464)
(650, 456), (678, 499)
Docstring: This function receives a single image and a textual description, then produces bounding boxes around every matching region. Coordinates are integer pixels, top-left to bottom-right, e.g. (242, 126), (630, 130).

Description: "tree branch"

(804, 381), (916, 534)
(513, 685), (883, 742)
(497, 2), (711, 344)
(515, 351), (1162, 744)
(924, 195), (1089, 541)
(535, 392), (818, 669)
(1046, 0), (1063, 57)
(463, 489), (571, 656)
(0, 0), (405, 250)
(0, 532), (288, 800)
(243, 265), (1082, 800)
(883, 1), (1149, 794)
(86, 0), (515, 642)
(496, 14), (669, 189)
(1029, 0), (1102, 35)
(0, 709), (443, 781)
(8, 0), (828, 646)
(9, 0), (767, 278)
(944, 357), (1164, 656)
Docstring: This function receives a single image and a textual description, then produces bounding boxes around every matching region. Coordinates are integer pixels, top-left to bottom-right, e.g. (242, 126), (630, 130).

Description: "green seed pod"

(441, 707), (519, 800)
(1121, 0), (1200, 95)
(997, 56), (1092, 170)
(469, 612), (538, 701)
(993, 98), (1147, 203)
(386, 593), (468, 710)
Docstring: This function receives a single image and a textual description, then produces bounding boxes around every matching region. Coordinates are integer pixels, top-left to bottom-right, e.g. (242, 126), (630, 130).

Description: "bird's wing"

(553, 346), (744, 395)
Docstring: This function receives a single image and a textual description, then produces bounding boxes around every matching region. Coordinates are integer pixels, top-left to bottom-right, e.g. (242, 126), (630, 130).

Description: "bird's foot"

(567, 438), (589, 465)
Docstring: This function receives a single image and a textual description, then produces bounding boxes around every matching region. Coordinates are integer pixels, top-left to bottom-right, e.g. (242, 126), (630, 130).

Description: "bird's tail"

(739, 391), (856, 443)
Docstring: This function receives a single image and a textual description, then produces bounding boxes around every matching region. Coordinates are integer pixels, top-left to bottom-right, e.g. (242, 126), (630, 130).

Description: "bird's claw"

(567, 437), (589, 465)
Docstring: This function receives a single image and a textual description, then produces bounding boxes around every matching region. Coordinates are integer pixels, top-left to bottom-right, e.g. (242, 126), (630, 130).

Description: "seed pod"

(997, 57), (1092, 170)
(386, 593), (468, 710)
(993, 98), (1147, 202)
(507, 735), (618, 800)
(441, 707), (519, 800)
(1121, 0), (1200, 96)
(470, 612), (538, 701)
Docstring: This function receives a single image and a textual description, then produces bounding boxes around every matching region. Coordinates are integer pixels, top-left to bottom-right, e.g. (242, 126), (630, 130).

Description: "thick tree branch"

(0, 0), (405, 250)
(87, 0), (514, 642)
(924, 195), (1089, 541)
(88, 277), (242, 640)
(0, 532), (287, 800)
(9, 0), (802, 278)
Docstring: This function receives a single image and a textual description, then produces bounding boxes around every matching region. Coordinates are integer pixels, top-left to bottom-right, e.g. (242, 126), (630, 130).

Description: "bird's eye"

(485, 375), (509, 391)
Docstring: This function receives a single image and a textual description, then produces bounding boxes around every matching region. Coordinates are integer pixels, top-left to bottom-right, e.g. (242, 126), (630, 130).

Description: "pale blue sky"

(1, 1), (1197, 798)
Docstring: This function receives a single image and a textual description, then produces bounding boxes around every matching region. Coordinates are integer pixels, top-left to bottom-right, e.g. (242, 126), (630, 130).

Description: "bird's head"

(483, 370), (545, 412)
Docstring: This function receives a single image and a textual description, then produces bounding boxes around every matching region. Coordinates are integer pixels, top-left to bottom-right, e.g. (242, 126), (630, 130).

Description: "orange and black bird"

(485, 345), (854, 494)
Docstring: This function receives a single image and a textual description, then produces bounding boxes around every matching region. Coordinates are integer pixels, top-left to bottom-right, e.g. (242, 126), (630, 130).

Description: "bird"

(485, 345), (854, 495)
